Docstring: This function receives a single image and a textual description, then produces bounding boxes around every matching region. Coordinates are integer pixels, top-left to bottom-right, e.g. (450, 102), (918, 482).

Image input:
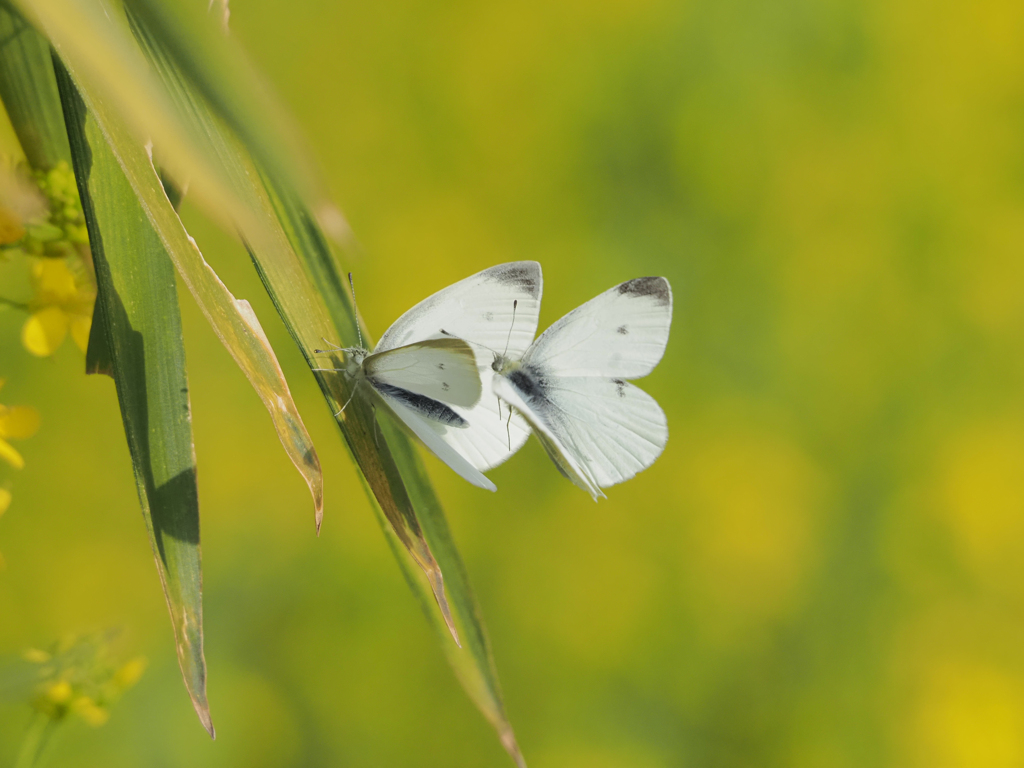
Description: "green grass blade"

(53, 58), (214, 736)
(19, 0), (325, 530)
(123, 5), (525, 761)
(0, 4), (69, 169)
(378, 414), (526, 767)
(124, 1), (459, 634)
(12, 0), (278, 251)
(21, 0), (525, 759)
(122, 0), (338, 234)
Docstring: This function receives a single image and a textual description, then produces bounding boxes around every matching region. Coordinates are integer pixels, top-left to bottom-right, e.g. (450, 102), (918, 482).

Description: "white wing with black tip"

(376, 261), (543, 357)
(524, 277), (671, 380)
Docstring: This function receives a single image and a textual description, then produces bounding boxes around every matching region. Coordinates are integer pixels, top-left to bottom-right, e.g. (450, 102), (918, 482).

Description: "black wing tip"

(618, 276), (671, 306)
(486, 261), (541, 297)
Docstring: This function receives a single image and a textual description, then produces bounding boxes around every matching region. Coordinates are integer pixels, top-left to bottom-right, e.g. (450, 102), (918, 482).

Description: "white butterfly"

(491, 277), (672, 500)
(317, 262), (543, 492)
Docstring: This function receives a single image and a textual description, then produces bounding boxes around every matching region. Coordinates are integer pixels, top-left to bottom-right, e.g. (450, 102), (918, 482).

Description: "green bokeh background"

(3, 0), (1024, 765)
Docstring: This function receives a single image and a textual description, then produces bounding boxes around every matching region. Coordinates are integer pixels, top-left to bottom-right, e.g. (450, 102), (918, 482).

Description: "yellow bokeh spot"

(0, 488), (10, 517)
(22, 306), (69, 357)
(31, 257), (78, 303)
(71, 696), (110, 727)
(912, 661), (1024, 768)
(680, 423), (822, 630)
(940, 421), (1024, 569)
(112, 657), (147, 691)
(21, 648), (51, 664)
(0, 204), (25, 245)
(0, 404), (40, 440)
(70, 313), (91, 353)
(0, 438), (24, 470)
(45, 679), (72, 705)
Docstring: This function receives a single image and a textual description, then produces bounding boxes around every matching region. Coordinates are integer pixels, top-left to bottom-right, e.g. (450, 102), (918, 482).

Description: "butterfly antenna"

(319, 336), (345, 352)
(502, 299), (518, 357)
(348, 272), (365, 348)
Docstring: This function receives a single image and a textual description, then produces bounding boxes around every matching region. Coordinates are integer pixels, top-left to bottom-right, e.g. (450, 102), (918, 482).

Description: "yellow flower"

(21, 257), (94, 357)
(0, 379), (40, 470)
(24, 632), (144, 728)
(45, 680), (73, 705)
(111, 657), (147, 692)
(71, 695), (110, 726)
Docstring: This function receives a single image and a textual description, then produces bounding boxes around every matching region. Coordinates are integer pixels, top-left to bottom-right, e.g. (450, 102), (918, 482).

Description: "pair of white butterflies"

(316, 262), (671, 500)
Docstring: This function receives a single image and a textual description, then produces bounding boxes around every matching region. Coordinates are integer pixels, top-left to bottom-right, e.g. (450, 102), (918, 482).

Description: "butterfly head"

(312, 342), (369, 379)
(491, 353), (518, 375)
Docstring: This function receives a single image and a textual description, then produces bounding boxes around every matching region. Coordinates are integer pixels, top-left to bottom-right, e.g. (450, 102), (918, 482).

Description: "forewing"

(365, 338), (481, 408)
(524, 277), (672, 379)
(375, 262), (543, 358)
(372, 386), (498, 492)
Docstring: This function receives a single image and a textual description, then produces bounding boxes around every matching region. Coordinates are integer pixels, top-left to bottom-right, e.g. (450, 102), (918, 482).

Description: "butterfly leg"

(333, 381), (360, 417)
(505, 407), (514, 451)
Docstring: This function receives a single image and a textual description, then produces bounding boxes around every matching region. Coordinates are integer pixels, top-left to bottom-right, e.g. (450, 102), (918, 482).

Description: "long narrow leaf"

(123, 0), (337, 235)
(0, 4), (69, 169)
(378, 414), (525, 767)
(54, 59), (214, 736)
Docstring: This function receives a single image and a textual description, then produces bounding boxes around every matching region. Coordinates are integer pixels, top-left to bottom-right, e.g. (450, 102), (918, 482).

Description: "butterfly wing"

(375, 261), (543, 356)
(375, 261), (543, 472)
(524, 277), (671, 379)
(371, 386), (498, 492)
(495, 277), (672, 498)
(364, 338), (481, 408)
(494, 370), (668, 499)
(492, 373), (603, 499)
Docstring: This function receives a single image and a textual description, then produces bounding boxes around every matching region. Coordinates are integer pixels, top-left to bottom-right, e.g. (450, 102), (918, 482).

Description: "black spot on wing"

(486, 262), (540, 297)
(618, 276), (670, 307)
(613, 379), (627, 398)
(617, 324), (628, 335)
(373, 382), (468, 427)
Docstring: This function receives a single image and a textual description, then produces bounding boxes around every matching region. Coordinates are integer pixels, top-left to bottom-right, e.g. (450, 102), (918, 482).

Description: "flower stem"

(0, 296), (29, 311)
(14, 712), (58, 768)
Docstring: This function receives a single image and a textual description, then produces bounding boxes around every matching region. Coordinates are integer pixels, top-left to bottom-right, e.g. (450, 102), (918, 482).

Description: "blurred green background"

(3, 0), (1024, 765)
